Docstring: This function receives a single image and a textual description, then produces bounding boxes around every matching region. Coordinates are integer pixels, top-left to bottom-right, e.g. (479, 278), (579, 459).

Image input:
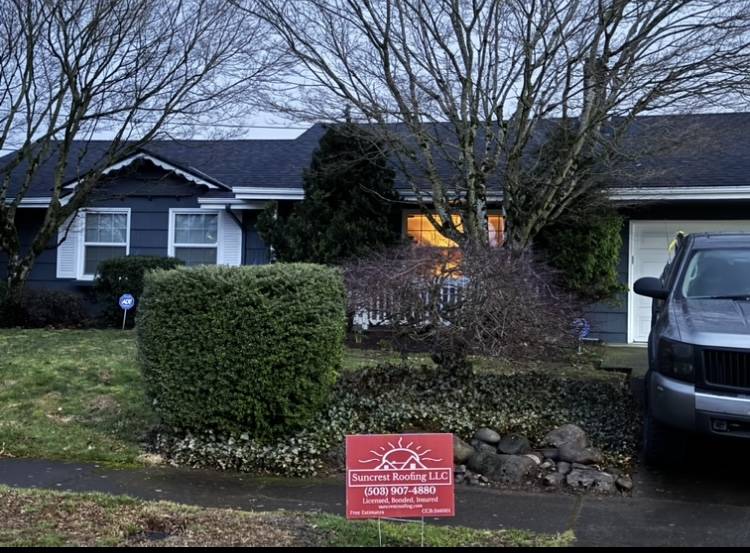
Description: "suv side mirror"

(634, 277), (669, 300)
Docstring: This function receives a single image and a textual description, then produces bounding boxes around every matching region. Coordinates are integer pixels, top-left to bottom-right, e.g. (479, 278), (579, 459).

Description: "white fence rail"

(351, 280), (466, 330)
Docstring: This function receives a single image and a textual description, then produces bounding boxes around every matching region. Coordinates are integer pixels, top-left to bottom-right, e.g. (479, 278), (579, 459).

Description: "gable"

(63, 151), (226, 192)
(83, 159), (221, 201)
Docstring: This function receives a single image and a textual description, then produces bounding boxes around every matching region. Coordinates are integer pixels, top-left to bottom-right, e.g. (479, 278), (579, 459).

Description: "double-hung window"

(169, 209), (218, 266)
(82, 209), (130, 278)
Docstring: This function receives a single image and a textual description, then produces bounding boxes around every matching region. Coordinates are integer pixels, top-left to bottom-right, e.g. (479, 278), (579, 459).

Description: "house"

(3, 112), (750, 344)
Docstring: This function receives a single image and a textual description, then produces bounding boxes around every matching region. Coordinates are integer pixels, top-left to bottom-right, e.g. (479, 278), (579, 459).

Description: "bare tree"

(0, 0), (281, 307)
(249, 0), (750, 248)
(344, 245), (580, 374)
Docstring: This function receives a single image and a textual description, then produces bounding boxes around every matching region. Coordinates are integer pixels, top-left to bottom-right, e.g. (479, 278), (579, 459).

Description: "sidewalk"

(2, 458), (750, 546)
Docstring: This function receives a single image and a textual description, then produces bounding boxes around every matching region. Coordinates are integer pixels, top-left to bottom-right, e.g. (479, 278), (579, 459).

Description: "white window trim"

(168, 208), (220, 264)
(78, 207), (131, 281)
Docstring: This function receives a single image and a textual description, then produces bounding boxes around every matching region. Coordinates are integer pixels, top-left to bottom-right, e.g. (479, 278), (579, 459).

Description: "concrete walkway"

(2, 458), (750, 547)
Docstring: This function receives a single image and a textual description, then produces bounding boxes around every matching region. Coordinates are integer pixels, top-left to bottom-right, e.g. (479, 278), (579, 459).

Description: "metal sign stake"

(377, 516), (426, 547)
(118, 293), (135, 330)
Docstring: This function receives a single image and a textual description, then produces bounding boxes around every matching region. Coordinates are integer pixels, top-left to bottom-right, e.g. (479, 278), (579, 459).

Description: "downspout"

(225, 205), (247, 265)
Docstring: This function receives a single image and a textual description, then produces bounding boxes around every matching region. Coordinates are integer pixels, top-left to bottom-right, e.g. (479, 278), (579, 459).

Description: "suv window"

(681, 248), (750, 299)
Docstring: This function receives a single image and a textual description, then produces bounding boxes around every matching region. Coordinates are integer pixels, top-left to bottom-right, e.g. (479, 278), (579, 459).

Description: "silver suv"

(634, 233), (750, 465)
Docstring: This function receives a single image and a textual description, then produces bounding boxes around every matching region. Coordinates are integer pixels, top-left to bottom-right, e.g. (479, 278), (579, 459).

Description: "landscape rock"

(497, 434), (531, 455)
(543, 472), (566, 488)
(543, 424), (588, 450)
(539, 448), (560, 461)
(467, 451), (537, 485)
(616, 475), (634, 492)
(540, 459), (555, 471)
(557, 462), (572, 475)
(558, 444), (604, 465)
(474, 427), (502, 445)
(470, 438), (497, 453)
(566, 469), (616, 494)
(453, 436), (476, 464)
(524, 452), (544, 465)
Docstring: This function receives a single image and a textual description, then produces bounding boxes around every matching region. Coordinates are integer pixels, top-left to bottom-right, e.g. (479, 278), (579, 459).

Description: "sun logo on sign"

(358, 437), (443, 470)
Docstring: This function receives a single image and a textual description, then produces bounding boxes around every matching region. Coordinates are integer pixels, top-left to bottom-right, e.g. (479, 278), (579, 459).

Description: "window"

(169, 210), (218, 266)
(82, 209), (130, 277)
(405, 213), (505, 247)
(681, 248), (750, 299)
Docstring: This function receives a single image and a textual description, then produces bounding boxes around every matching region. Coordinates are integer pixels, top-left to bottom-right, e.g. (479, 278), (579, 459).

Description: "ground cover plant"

(157, 363), (640, 478)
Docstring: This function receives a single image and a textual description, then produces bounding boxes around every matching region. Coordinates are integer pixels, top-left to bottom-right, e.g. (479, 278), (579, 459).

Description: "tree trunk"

(1, 257), (31, 327)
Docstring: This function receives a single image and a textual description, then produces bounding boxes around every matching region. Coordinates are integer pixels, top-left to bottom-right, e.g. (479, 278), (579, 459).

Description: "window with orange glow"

(406, 213), (505, 247)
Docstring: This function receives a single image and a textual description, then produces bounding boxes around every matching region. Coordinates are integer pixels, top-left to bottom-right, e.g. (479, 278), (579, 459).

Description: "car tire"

(643, 409), (687, 467)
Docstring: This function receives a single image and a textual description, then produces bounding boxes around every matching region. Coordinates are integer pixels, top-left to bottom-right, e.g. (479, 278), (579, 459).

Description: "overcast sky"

(203, 112), (310, 140)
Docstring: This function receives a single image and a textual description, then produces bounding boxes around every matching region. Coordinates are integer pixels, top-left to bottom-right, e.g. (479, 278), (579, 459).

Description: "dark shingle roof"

(0, 124), (327, 199)
(608, 112), (750, 188)
(2, 112), (750, 200)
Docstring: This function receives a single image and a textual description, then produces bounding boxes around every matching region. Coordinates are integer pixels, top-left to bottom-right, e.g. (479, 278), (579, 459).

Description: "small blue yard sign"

(119, 294), (135, 311)
(573, 317), (591, 339)
(118, 293), (135, 329)
(573, 318), (591, 354)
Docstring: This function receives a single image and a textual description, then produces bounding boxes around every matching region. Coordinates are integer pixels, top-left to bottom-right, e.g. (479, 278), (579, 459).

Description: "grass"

(312, 513), (574, 547)
(344, 343), (626, 382)
(0, 485), (574, 547)
(0, 329), (154, 466)
(0, 328), (625, 466)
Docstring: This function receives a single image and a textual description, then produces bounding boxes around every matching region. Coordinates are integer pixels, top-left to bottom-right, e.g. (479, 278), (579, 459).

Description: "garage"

(628, 220), (750, 343)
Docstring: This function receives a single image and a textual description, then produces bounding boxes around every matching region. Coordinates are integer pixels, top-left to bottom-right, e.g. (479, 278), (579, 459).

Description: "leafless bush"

(344, 245), (581, 374)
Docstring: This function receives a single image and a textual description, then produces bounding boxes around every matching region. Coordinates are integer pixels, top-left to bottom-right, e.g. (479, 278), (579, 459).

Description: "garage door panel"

(642, 261), (667, 276)
(639, 230), (679, 250)
(636, 314), (653, 344)
(629, 220), (750, 343)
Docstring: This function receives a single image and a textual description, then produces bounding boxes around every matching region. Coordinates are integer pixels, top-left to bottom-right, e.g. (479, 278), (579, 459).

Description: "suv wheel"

(643, 410), (687, 466)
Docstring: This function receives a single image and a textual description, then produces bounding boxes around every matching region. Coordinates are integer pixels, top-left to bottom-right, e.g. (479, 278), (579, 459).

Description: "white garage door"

(629, 220), (750, 343)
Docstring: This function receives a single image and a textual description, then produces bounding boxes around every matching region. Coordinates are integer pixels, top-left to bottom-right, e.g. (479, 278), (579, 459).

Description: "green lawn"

(0, 329), (153, 466)
(0, 485), (574, 547)
(344, 343), (625, 382)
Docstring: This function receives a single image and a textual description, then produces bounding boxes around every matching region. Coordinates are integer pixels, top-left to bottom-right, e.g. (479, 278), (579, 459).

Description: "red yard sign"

(345, 433), (455, 520)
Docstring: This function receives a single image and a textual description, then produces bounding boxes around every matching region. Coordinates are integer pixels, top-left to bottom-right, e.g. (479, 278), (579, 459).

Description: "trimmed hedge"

(94, 256), (184, 327)
(18, 288), (89, 328)
(137, 263), (347, 441)
(0, 283), (89, 328)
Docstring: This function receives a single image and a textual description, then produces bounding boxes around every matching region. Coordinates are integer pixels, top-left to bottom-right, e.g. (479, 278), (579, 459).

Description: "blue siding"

(243, 211), (270, 265)
(1, 163), (270, 295)
(583, 224), (629, 344)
